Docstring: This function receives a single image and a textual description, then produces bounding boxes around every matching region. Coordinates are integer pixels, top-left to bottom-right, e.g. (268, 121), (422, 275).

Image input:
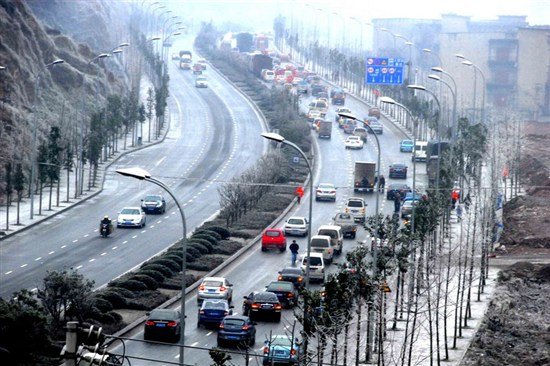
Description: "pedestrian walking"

(451, 189), (460, 209)
(289, 240), (300, 266)
(456, 204), (463, 222)
(379, 175), (386, 192)
(295, 186), (304, 204)
(394, 192), (401, 213)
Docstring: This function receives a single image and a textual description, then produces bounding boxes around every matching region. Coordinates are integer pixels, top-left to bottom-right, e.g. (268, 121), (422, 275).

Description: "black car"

(141, 194), (166, 214)
(389, 163), (408, 179)
(217, 315), (256, 348)
(242, 291), (282, 322)
(265, 281), (298, 308)
(144, 309), (181, 342)
(278, 267), (304, 288)
(386, 183), (411, 200)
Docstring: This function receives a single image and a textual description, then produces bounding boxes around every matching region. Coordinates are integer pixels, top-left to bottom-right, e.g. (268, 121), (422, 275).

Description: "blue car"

(400, 139), (414, 152)
(217, 315), (256, 347)
(197, 299), (232, 328)
(263, 334), (301, 365)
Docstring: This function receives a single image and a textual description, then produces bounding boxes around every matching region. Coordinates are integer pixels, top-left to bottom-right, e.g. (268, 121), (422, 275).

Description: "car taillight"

(219, 286), (227, 292)
(251, 303), (260, 309)
(145, 321), (155, 326)
(219, 323), (224, 329)
(298, 276), (303, 282)
(330, 190), (336, 194)
(291, 349), (297, 356)
(316, 190), (321, 193)
(242, 324), (250, 330)
(263, 347), (269, 354)
(199, 285), (205, 291)
(287, 293), (294, 298)
(224, 311), (229, 316)
(199, 310), (204, 314)
(167, 321), (177, 327)
(278, 275), (283, 281)
(274, 304), (282, 310)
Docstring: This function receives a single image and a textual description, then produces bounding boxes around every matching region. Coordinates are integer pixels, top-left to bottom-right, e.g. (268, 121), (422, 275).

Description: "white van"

(412, 141), (428, 162)
(309, 235), (333, 264)
(300, 252), (325, 283)
(317, 225), (344, 255)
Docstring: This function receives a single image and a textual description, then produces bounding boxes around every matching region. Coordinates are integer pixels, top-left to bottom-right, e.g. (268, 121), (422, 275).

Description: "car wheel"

(197, 321), (201, 328)
(352, 232), (356, 239)
(280, 246), (287, 252)
(274, 314), (281, 322)
(261, 246), (267, 252)
(217, 339), (225, 348)
(249, 336), (255, 346)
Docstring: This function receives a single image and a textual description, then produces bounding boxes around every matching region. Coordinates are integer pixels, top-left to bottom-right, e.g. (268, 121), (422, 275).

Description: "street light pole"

(461, 60), (486, 124)
(29, 59), (65, 219)
(429, 74), (457, 142)
(116, 167), (187, 366)
(261, 132), (313, 287)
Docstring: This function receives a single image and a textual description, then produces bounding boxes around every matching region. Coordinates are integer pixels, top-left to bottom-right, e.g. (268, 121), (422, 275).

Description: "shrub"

(161, 274), (197, 289)
(148, 258), (181, 272)
(188, 238), (213, 253)
(139, 269), (165, 283)
(93, 311), (123, 324)
(188, 242), (209, 255)
(126, 290), (169, 310)
(92, 297), (113, 313)
(194, 229), (222, 241)
(212, 240), (243, 255)
(230, 230), (254, 239)
(131, 274), (159, 290)
(163, 253), (185, 265)
(103, 285), (135, 299)
(187, 262), (210, 271)
(141, 263), (175, 277)
(206, 226), (231, 240)
(115, 279), (148, 292)
(192, 233), (219, 247)
(97, 291), (127, 308)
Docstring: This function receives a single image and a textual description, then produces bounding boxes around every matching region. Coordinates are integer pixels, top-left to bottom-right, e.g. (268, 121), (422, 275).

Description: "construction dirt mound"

(461, 263), (550, 366)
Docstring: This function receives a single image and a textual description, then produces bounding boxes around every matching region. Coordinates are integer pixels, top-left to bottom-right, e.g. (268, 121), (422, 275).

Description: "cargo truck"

(353, 161), (376, 193)
(251, 53), (273, 78)
(317, 121), (332, 139)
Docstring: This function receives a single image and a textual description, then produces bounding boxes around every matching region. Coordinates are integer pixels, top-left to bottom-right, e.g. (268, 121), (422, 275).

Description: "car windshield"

(318, 184), (333, 190)
(347, 200), (363, 207)
(121, 208), (140, 215)
(203, 280), (222, 287)
(287, 218), (304, 225)
(203, 301), (227, 310)
(402, 140), (413, 145)
(149, 309), (178, 321)
(265, 230), (281, 237)
(144, 195), (161, 201)
(336, 213), (352, 220)
(281, 268), (302, 275)
(318, 230), (336, 238)
(223, 318), (245, 327)
(270, 336), (292, 347)
(253, 292), (278, 302)
(303, 256), (322, 266)
(266, 282), (294, 292)
(311, 238), (330, 248)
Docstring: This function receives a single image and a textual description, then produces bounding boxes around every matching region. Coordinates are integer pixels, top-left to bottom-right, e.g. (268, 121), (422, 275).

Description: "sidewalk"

(0, 75), (168, 240)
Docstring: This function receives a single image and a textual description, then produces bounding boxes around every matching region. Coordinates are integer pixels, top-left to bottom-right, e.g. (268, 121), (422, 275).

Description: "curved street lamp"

(261, 132), (314, 287)
(461, 59), (486, 124)
(116, 167), (187, 366)
(30, 59), (65, 219)
(428, 73), (457, 142)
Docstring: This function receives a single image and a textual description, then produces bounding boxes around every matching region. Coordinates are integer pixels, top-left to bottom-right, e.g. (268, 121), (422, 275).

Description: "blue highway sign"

(365, 57), (404, 85)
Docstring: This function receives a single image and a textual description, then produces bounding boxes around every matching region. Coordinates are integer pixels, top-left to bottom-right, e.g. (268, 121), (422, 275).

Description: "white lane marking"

(31, 288), (37, 292)
(76, 265), (83, 269)
(49, 251), (55, 255)
(123, 241), (128, 244)
(5, 271), (12, 275)
(89, 259), (95, 262)
(141, 230), (146, 233)
(35, 257), (42, 261)
(206, 331), (213, 336)
(101, 252), (107, 256)
(191, 342), (199, 347)
(61, 245), (67, 249)
(73, 239), (78, 243)
(150, 225), (155, 228)
(157, 220), (162, 223)
(164, 216), (169, 219)
(112, 246), (118, 250)
(84, 234), (89, 238)
(132, 235), (137, 239)
(155, 156), (167, 167)
(94, 229), (98, 232)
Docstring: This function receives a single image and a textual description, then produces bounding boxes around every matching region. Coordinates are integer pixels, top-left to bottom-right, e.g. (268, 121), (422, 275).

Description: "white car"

(197, 276), (233, 304)
(345, 136), (364, 149)
(284, 216), (308, 237)
(195, 75), (208, 88)
(117, 207), (146, 228)
(315, 183), (336, 202)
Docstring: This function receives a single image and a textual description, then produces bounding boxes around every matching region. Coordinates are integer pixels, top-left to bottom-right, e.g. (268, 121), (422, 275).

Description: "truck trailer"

(353, 161), (376, 193)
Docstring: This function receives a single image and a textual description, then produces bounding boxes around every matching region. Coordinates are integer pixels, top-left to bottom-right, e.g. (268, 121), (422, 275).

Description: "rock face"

(461, 262), (550, 366)
(0, 0), (127, 197)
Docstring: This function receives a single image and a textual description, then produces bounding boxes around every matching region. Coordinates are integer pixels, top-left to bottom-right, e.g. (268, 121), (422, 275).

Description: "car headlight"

(156, 202), (162, 207)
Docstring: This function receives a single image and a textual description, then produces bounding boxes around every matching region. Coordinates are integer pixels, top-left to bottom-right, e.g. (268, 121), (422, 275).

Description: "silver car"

(344, 198), (367, 223)
(315, 183), (337, 201)
(197, 277), (233, 304)
(117, 207), (146, 228)
(284, 216), (308, 236)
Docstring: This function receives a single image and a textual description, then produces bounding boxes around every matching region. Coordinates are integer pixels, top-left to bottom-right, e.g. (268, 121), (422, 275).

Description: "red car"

(261, 228), (287, 252)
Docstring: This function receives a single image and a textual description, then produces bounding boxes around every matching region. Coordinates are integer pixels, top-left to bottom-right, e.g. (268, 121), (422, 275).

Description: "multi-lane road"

(110, 63), (427, 365)
(0, 39), (266, 298)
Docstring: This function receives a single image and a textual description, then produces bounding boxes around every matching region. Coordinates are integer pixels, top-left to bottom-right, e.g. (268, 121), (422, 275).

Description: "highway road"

(0, 39), (266, 299)
(111, 77), (428, 365)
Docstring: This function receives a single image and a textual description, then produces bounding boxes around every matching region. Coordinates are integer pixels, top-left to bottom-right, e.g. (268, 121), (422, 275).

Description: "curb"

(0, 108), (171, 243)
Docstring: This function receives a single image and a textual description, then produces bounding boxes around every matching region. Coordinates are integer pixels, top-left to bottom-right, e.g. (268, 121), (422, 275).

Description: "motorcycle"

(100, 222), (113, 238)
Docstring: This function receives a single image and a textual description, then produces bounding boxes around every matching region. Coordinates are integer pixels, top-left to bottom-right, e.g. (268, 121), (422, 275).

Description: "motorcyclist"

(100, 215), (112, 235)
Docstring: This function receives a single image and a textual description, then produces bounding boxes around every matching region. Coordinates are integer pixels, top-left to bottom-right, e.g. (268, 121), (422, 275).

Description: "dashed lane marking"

(101, 252), (107, 256)
(35, 257), (42, 261)
(84, 234), (89, 238)
(5, 271), (12, 275)
(72, 239), (78, 243)
(48, 251), (55, 255)
(112, 246), (117, 250)
(132, 235), (137, 239)
(89, 259), (95, 262)
(76, 265), (83, 270)
(20, 264), (28, 268)
(123, 241), (128, 244)
(61, 245), (67, 249)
